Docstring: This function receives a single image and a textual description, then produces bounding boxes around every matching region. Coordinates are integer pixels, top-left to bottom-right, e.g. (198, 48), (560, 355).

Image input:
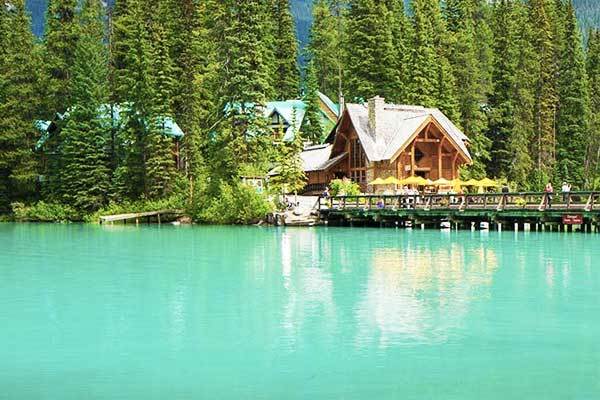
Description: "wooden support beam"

(451, 152), (459, 179)
(438, 137), (445, 179)
(411, 141), (416, 176)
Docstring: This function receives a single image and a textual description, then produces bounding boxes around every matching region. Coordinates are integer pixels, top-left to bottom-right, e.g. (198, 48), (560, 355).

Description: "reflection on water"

(355, 240), (498, 348)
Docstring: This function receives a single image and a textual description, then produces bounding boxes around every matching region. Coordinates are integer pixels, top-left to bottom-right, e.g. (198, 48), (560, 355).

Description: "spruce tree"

(271, 0), (300, 100)
(586, 29), (600, 187)
(488, 0), (536, 187)
(0, 0), (41, 211)
(445, 0), (492, 178)
(43, 0), (79, 115)
(555, 1), (590, 187)
(111, 0), (156, 198)
(384, 0), (412, 103)
(407, 0), (438, 107)
(59, 0), (111, 211)
(307, 0), (342, 101)
(344, 0), (396, 100)
(529, 0), (560, 186)
(301, 60), (324, 143)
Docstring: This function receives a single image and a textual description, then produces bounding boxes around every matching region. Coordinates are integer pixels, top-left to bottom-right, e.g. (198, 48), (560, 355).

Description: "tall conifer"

(555, 1), (590, 186)
(308, 0), (343, 101)
(344, 0), (396, 100)
(59, 0), (111, 210)
(271, 0), (300, 100)
(0, 0), (41, 211)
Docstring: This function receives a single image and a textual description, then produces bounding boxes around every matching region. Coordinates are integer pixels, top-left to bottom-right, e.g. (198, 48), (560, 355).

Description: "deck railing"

(318, 192), (600, 213)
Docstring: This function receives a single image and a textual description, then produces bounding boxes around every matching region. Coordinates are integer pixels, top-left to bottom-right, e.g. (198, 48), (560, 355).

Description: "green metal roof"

(35, 104), (184, 150)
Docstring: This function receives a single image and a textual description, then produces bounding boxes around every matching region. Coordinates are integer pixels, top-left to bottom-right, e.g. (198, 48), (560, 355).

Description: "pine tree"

(171, 0), (217, 202)
(344, 0), (396, 100)
(586, 29), (600, 187)
(407, 0), (460, 122)
(43, 0), (79, 115)
(271, 0), (300, 100)
(307, 0), (342, 101)
(445, 0), (492, 178)
(145, 6), (177, 199)
(529, 0), (561, 186)
(59, 0), (111, 211)
(407, 0), (438, 107)
(383, 0), (412, 103)
(0, 0), (41, 211)
(488, 0), (536, 187)
(111, 0), (156, 198)
(301, 60), (324, 143)
(211, 0), (278, 177)
(555, 1), (590, 187)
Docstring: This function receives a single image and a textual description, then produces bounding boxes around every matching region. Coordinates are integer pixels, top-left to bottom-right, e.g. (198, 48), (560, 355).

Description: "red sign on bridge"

(562, 215), (584, 225)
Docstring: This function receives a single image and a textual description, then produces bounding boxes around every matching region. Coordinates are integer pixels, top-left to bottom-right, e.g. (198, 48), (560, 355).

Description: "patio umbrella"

(476, 178), (499, 187)
(463, 178), (479, 186)
(400, 176), (432, 186)
(432, 178), (452, 186)
(382, 176), (402, 185)
(369, 177), (386, 185)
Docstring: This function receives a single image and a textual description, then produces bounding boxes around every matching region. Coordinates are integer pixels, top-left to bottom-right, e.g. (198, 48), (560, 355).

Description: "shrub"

(329, 179), (361, 196)
(198, 181), (274, 224)
(11, 202), (81, 222)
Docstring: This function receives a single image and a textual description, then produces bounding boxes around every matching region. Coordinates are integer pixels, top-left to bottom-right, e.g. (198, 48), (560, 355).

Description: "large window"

(350, 138), (366, 184)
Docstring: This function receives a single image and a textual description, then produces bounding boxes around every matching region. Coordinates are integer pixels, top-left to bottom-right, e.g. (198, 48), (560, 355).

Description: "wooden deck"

(319, 192), (600, 231)
(99, 210), (184, 225)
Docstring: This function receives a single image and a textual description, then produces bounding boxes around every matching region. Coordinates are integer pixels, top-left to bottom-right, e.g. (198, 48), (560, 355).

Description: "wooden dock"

(319, 192), (600, 232)
(99, 210), (184, 225)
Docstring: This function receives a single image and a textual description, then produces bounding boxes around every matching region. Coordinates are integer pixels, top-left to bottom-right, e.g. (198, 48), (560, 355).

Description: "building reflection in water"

(279, 230), (338, 350)
(354, 238), (499, 348)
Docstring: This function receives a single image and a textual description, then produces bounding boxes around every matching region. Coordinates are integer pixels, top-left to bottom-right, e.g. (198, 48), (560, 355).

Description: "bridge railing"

(318, 192), (599, 212)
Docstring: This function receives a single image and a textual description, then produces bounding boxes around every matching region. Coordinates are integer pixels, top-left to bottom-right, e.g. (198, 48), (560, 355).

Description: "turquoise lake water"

(1, 223), (599, 399)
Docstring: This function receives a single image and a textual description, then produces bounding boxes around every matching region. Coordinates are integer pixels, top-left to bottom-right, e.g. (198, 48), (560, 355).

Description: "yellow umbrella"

(400, 176), (432, 186)
(432, 178), (452, 186)
(463, 178), (479, 186)
(382, 176), (402, 185)
(476, 178), (499, 187)
(369, 177), (386, 185)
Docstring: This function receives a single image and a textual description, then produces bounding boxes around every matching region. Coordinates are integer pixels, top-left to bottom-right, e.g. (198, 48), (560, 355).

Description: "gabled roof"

(343, 103), (471, 163)
(225, 92), (340, 142)
(300, 144), (347, 172)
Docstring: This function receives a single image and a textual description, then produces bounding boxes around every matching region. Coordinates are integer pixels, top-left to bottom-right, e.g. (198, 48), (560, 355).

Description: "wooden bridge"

(318, 192), (600, 232)
(99, 210), (184, 225)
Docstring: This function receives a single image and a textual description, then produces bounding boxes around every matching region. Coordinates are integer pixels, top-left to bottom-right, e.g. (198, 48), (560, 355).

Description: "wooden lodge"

(301, 96), (472, 193)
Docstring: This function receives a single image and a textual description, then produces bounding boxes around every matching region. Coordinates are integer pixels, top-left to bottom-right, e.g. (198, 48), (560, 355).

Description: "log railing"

(318, 192), (600, 212)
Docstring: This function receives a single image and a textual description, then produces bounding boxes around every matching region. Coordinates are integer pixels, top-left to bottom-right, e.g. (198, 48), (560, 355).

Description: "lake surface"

(1, 223), (599, 399)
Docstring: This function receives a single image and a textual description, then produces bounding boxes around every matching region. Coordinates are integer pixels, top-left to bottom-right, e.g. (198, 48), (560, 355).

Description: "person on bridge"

(561, 182), (571, 203)
(545, 182), (554, 209)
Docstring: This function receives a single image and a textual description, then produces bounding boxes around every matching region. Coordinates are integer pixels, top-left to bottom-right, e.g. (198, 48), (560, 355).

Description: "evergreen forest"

(2, 0), (600, 223)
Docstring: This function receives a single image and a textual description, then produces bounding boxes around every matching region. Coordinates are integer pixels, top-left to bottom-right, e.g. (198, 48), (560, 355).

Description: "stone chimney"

(368, 96), (385, 135)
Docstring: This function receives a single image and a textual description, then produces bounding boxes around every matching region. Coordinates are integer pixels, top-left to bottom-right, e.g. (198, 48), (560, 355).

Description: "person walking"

(561, 182), (571, 203)
(545, 182), (554, 209)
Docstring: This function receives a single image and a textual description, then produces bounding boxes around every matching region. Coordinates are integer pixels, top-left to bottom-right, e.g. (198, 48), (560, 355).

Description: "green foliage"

(345, 0), (397, 101)
(329, 178), (361, 196)
(271, 0), (300, 100)
(57, 0), (111, 211)
(307, 0), (343, 101)
(301, 60), (324, 143)
(0, 0), (41, 212)
(555, 1), (590, 186)
(11, 201), (81, 222)
(198, 182), (274, 224)
(270, 133), (306, 194)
